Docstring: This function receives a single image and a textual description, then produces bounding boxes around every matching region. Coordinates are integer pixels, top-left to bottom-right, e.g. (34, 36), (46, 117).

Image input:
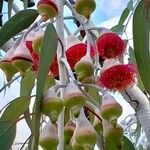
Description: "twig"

(84, 106), (102, 122)
(0, 75), (21, 93)
(20, 134), (33, 150)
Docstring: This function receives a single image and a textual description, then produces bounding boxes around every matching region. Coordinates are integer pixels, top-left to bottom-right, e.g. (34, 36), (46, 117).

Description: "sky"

(0, 0), (134, 149)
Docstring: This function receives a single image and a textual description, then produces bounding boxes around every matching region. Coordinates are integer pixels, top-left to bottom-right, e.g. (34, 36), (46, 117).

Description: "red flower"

(25, 41), (94, 77)
(49, 43), (87, 77)
(66, 43), (87, 68)
(96, 33), (126, 59)
(50, 55), (59, 77)
(97, 64), (137, 91)
(26, 41), (39, 71)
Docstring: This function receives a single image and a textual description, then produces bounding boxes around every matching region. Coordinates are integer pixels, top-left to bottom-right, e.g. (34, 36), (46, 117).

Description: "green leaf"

(0, 9), (38, 48)
(119, 8), (130, 25)
(0, 121), (16, 150)
(111, 24), (124, 34)
(128, 47), (136, 64)
(8, 0), (13, 19)
(64, 145), (73, 150)
(0, 97), (30, 121)
(20, 70), (35, 96)
(133, 1), (150, 95)
(127, 0), (134, 10)
(20, 71), (35, 131)
(23, 0), (28, 9)
(36, 23), (58, 104)
(44, 75), (56, 92)
(122, 136), (135, 150)
(32, 23), (58, 147)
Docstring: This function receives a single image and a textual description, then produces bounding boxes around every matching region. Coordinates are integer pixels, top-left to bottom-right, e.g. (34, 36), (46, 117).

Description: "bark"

(122, 85), (150, 144)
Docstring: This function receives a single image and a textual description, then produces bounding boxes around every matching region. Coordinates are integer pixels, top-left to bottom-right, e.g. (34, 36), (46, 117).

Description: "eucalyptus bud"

(42, 87), (63, 123)
(39, 122), (58, 150)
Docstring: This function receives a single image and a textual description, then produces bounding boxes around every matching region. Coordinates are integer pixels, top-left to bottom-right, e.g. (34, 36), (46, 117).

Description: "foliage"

(0, 0), (150, 150)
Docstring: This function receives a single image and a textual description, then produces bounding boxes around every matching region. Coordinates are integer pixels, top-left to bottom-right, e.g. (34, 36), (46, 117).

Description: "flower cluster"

(96, 32), (137, 91)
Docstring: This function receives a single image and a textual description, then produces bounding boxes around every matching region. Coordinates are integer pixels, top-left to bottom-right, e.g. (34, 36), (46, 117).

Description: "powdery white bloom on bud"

(39, 122), (59, 150)
(101, 59), (120, 72)
(26, 31), (39, 71)
(71, 138), (84, 150)
(64, 120), (76, 144)
(102, 119), (123, 150)
(37, 0), (58, 22)
(66, 34), (82, 49)
(42, 87), (63, 123)
(0, 47), (18, 81)
(66, 35), (87, 69)
(100, 93), (123, 126)
(74, 53), (94, 81)
(97, 59), (137, 91)
(93, 108), (103, 135)
(12, 42), (33, 76)
(63, 81), (86, 117)
(32, 29), (44, 54)
(71, 109), (97, 150)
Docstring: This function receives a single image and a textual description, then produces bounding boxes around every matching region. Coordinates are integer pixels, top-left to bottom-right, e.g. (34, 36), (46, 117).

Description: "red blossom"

(26, 41), (39, 71)
(97, 64), (137, 91)
(49, 43), (87, 77)
(66, 43), (87, 68)
(25, 41), (95, 77)
(96, 33), (126, 59)
(50, 55), (59, 77)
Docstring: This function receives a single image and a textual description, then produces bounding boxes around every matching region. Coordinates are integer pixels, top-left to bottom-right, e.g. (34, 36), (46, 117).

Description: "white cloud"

(99, 16), (120, 28)
(95, 0), (129, 18)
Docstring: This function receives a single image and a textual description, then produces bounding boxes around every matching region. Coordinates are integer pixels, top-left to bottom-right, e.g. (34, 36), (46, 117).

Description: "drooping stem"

(122, 85), (150, 144)
(0, 75), (21, 93)
(56, 0), (66, 150)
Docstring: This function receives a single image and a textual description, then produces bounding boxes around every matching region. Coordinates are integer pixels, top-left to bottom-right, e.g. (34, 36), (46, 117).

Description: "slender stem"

(65, 0), (87, 30)
(61, 57), (76, 81)
(20, 134), (33, 150)
(80, 83), (106, 95)
(0, 75), (21, 93)
(56, 0), (66, 150)
(84, 106), (102, 122)
(75, 82), (101, 109)
(64, 23), (72, 35)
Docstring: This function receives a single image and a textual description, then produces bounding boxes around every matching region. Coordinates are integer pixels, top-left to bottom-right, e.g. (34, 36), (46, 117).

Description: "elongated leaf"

(36, 23), (58, 104)
(8, 0), (13, 19)
(0, 121), (16, 150)
(20, 70), (35, 96)
(133, 1), (150, 95)
(127, 0), (134, 10)
(122, 136), (135, 150)
(119, 8), (130, 25)
(32, 23), (58, 145)
(0, 9), (38, 48)
(111, 24), (124, 34)
(20, 71), (35, 131)
(0, 97), (30, 121)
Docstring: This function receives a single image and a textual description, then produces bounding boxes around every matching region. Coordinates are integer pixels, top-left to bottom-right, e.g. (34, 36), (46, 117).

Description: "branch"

(122, 85), (150, 144)
(56, 0), (67, 150)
